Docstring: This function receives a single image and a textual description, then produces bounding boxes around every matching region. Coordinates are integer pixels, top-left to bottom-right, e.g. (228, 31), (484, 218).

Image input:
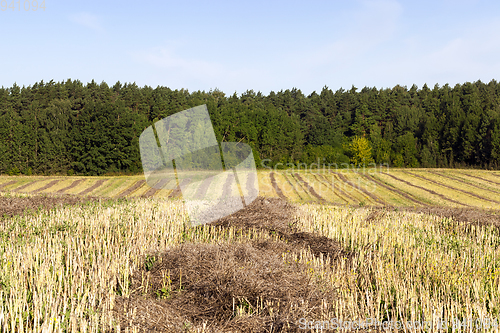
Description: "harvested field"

(2, 187), (500, 331)
(360, 173), (428, 206)
(405, 171), (500, 204)
(317, 173), (356, 204)
(114, 197), (348, 332)
(275, 172), (303, 202)
(381, 172), (470, 207)
(288, 173), (314, 202)
(1, 168), (499, 209)
(457, 172), (500, 187)
(333, 172), (385, 205)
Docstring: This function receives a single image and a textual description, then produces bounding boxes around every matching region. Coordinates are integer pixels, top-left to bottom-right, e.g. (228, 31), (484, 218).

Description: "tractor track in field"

(193, 176), (213, 200)
(404, 171), (500, 205)
(457, 172), (500, 187)
(360, 173), (428, 207)
(12, 179), (45, 192)
(294, 173), (328, 203)
(31, 179), (61, 194)
(317, 174), (355, 204)
(382, 173), (471, 207)
(282, 173), (304, 201)
(332, 172), (386, 205)
(221, 173), (235, 199)
(168, 179), (192, 199)
(141, 187), (157, 198)
(310, 174), (340, 201)
(269, 172), (286, 200)
(245, 172), (259, 199)
(289, 173), (313, 201)
(116, 180), (146, 198)
(78, 179), (108, 196)
(0, 180), (18, 191)
(141, 178), (171, 198)
(56, 179), (84, 193)
(428, 171), (500, 195)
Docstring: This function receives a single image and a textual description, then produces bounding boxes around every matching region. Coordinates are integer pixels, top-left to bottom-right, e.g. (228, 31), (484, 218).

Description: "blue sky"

(2, 0), (500, 95)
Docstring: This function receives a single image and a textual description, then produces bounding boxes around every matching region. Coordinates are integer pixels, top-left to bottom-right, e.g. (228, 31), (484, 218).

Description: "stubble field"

(1, 168), (500, 332)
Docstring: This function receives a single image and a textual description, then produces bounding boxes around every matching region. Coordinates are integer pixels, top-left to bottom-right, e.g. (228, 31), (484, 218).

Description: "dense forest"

(0, 79), (499, 175)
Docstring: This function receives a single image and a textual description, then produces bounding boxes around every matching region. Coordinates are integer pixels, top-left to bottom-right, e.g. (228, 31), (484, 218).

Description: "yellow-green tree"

(348, 136), (374, 167)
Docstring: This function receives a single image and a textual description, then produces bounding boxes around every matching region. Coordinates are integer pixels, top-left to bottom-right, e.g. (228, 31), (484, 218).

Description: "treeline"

(0, 79), (499, 175)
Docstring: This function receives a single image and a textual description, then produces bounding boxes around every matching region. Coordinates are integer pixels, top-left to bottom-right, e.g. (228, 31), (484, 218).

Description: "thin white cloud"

(138, 46), (224, 79)
(70, 12), (103, 32)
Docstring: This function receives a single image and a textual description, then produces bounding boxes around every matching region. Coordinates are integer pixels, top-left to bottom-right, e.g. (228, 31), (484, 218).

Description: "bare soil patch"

(141, 187), (158, 198)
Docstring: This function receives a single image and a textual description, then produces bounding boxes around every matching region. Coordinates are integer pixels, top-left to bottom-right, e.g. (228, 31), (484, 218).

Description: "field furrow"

(361, 173), (428, 206)
(169, 178), (192, 199)
(429, 170), (500, 195)
(404, 171), (500, 205)
(12, 179), (45, 192)
(294, 173), (328, 204)
(116, 180), (146, 198)
(193, 176), (214, 200)
(306, 173), (348, 204)
(274, 172), (303, 201)
(456, 171), (500, 187)
(317, 174), (355, 204)
(0, 180), (18, 191)
(269, 172), (286, 200)
(287, 173), (315, 201)
(56, 179), (84, 193)
(78, 179), (108, 196)
(381, 172), (470, 207)
(31, 179), (61, 193)
(333, 172), (385, 205)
